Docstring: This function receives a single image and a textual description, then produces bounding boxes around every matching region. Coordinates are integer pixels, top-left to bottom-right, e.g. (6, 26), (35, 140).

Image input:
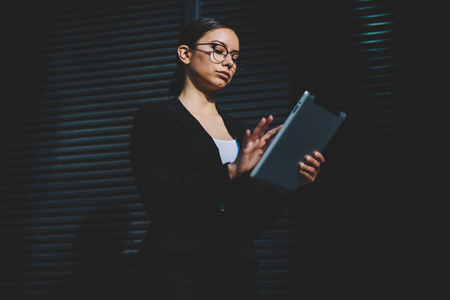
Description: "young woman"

(130, 17), (325, 300)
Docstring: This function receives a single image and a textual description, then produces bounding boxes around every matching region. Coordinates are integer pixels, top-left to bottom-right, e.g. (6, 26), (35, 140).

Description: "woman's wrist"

(228, 162), (240, 180)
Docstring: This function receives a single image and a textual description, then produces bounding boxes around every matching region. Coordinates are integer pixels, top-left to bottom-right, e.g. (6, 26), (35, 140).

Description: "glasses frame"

(194, 42), (245, 71)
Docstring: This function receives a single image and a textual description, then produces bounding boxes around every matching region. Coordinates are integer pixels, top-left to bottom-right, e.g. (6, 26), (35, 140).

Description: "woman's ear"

(177, 45), (191, 65)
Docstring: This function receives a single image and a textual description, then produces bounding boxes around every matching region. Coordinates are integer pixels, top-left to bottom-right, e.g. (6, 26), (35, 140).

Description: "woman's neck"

(178, 81), (218, 117)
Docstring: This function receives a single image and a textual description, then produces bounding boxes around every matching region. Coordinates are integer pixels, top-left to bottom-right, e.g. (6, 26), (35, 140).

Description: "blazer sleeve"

(130, 105), (235, 219)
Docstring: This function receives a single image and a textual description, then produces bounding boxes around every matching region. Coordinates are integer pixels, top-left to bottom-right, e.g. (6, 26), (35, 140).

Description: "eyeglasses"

(194, 42), (246, 71)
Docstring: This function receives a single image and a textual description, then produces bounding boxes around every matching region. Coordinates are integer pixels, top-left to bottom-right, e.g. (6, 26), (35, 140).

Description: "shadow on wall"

(47, 205), (136, 300)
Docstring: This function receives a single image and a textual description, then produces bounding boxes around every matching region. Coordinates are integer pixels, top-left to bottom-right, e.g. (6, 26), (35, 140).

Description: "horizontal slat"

(0, 0), (404, 299)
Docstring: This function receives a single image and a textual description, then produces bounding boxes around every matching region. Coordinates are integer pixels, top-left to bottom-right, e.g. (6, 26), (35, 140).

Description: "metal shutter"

(1, 1), (183, 299)
(0, 0), (406, 299)
(351, 0), (404, 250)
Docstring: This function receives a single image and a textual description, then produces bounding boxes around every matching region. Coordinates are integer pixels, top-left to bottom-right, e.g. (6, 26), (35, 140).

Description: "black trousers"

(138, 283), (259, 300)
(137, 261), (259, 300)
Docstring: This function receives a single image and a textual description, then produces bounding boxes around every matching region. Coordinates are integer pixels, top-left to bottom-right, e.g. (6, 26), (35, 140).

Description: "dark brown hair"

(169, 17), (236, 96)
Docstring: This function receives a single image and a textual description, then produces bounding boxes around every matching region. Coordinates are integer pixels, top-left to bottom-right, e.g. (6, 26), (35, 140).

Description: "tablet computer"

(250, 91), (347, 192)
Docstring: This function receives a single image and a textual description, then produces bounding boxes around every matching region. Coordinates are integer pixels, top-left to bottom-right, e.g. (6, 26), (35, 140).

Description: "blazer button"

(217, 203), (226, 212)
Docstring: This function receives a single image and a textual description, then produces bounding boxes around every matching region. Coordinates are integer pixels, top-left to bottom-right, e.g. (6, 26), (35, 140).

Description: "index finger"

(313, 151), (325, 164)
(252, 115), (274, 139)
(262, 124), (282, 142)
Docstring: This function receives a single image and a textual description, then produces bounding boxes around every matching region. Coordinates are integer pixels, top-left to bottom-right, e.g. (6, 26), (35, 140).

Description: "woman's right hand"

(228, 115), (281, 180)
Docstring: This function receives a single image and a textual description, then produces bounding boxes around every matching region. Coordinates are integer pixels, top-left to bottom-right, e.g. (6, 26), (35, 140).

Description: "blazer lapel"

(165, 98), (222, 163)
(165, 98), (250, 163)
(219, 109), (249, 147)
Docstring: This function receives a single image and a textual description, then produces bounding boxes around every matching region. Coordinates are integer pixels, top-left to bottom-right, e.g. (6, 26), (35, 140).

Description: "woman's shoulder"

(132, 99), (176, 132)
(135, 99), (168, 115)
(133, 98), (182, 123)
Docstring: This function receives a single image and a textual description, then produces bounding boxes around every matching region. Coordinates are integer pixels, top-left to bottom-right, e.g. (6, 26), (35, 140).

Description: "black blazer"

(130, 98), (289, 267)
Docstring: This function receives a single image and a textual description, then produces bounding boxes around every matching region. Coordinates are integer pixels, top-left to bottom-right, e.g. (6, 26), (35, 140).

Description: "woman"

(130, 17), (325, 300)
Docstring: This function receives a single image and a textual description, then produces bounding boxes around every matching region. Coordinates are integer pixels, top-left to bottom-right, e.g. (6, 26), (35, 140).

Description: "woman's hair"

(169, 17), (236, 96)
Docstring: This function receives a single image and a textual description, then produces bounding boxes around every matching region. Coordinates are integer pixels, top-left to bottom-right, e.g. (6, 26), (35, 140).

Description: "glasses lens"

(211, 44), (246, 71)
(211, 44), (227, 63)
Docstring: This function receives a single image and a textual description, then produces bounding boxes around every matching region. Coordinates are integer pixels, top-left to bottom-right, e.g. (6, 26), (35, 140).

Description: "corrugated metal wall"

(0, 0), (406, 299)
(1, 2), (184, 299)
(349, 1), (406, 297)
(352, 0), (401, 199)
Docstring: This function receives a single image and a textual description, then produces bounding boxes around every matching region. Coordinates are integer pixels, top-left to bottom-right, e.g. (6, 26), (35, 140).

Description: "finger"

(299, 162), (318, 177)
(313, 151), (325, 164)
(241, 129), (251, 149)
(253, 115), (274, 139)
(251, 117), (267, 139)
(305, 155), (321, 170)
(265, 114), (274, 125)
(299, 169), (314, 185)
(262, 125), (282, 142)
(262, 126), (281, 151)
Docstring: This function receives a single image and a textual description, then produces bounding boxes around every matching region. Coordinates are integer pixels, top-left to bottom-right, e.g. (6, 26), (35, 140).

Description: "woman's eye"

(212, 44), (227, 55)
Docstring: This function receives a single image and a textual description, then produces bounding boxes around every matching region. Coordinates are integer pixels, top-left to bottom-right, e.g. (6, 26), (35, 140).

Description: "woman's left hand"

(299, 151), (325, 186)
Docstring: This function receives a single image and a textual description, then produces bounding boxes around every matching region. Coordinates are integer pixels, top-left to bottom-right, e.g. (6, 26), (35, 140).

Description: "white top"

(212, 138), (239, 164)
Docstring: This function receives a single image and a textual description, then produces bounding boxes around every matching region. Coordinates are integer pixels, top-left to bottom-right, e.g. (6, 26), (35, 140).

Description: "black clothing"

(130, 98), (289, 299)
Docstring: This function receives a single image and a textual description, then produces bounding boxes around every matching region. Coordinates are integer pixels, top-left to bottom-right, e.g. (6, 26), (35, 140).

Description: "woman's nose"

(222, 54), (234, 69)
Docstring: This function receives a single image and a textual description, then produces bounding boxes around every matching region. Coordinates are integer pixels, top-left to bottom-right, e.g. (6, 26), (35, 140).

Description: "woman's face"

(185, 28), (240, 92)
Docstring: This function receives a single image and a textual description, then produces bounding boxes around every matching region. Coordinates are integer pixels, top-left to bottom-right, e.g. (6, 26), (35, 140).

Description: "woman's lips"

(217, 71), (230, 81)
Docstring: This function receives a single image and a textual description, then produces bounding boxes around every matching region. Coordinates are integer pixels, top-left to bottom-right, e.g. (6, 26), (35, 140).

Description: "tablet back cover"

(250, 91), (346, 192)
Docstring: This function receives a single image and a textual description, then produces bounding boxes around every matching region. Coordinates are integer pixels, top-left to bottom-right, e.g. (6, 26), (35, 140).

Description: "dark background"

(1, 0), (447, 299)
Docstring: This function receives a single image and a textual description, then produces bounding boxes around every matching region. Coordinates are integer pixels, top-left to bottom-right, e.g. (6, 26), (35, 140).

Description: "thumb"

(241, 129), (251, 149)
